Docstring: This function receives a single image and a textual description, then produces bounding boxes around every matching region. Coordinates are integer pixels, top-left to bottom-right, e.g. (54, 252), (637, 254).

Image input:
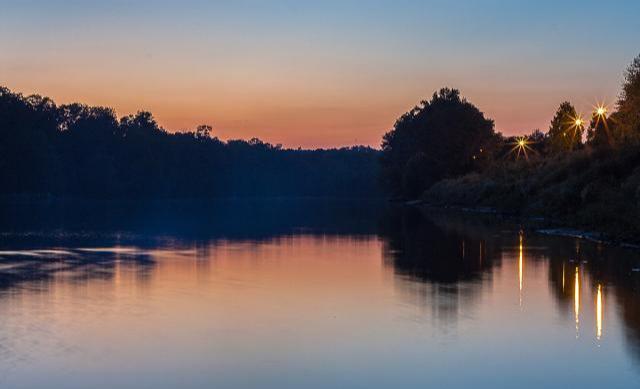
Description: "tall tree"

(548, 102), (582, 153)
(614, 54), (640, 143)
(380, 88), (495, 198)
(586, 110), (611, 148)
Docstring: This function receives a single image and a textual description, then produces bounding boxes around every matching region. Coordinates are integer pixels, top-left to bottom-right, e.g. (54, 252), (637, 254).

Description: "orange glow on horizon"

(0, 76), (621, 149)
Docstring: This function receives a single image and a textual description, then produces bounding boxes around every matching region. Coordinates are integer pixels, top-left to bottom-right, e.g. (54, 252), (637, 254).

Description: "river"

(0, 199), (638, 388)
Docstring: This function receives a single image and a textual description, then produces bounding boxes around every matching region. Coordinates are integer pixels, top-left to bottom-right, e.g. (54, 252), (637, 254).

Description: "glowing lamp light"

(510, 136), (532, 160)
(575, 118), (584, 127)
(595, 105), (607, 117)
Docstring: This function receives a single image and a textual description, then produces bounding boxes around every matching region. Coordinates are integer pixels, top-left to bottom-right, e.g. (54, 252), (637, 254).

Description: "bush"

(424, 146), (640, 241)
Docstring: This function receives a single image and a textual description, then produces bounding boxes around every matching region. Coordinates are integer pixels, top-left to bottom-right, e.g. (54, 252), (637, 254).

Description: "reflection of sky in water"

(0, 203), (639, 388)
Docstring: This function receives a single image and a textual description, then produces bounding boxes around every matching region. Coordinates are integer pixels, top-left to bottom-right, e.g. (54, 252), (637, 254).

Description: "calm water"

(0, 200), (639, 388)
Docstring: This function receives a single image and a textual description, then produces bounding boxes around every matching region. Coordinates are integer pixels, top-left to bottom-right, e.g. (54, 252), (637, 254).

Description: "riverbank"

(420, 145), (640, 245)
(411, 201), (640, 249)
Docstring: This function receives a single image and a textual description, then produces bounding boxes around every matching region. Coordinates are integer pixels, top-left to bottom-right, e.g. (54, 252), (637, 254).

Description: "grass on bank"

(424, 146), (640, 242)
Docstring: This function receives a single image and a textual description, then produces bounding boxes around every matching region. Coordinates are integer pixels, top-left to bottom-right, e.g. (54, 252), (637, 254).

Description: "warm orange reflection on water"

(597, 284), (603, 341)
(575, 267), (581, 337)
(0, 224), (639, 388)
(519, 235), (524, 307)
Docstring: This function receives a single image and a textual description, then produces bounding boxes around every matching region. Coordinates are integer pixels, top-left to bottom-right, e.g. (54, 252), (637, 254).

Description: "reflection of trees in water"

(617, 275), (640, 362)
(380, 208), (502, 283)
(544, 238), (580, 315)
(0, 248), (154, 293)
(543, 235), (640, 361)
(0, 198), (383, 244)
(378, 207), (504, 325)
(381, 207), (640, 364)
(0, 198), (384, 295)
(2, 200), (640, 364)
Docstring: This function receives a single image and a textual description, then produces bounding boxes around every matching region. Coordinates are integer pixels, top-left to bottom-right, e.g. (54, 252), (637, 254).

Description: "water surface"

(0, 200), (639, 388)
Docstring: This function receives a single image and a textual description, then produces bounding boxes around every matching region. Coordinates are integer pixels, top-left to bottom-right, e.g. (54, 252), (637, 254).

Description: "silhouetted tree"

(195, 124), (212, 140)
(0, 86), (381, 199)
(548, 101), (582, 152)
(614, 54), (640, 143)
(528, 129), (546, 144)
(586, 110), (611, 148)
(380, 88), (496, 198)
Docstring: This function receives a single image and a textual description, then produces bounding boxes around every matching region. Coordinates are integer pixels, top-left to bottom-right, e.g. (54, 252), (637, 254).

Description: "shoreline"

(409, 200), (640, 249)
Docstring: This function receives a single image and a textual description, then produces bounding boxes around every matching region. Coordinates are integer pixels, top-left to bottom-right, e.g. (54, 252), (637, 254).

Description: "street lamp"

(595, 104), (608, 118)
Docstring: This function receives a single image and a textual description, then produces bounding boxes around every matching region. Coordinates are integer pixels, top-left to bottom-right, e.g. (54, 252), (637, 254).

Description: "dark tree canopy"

(548, 101), (582, 152)
(586, 110), (611, 148)
(615, 54), (640, 142)
(585, 54), (640, 148)
(380, 88), (496, 198)
(0, 87), (381, 199)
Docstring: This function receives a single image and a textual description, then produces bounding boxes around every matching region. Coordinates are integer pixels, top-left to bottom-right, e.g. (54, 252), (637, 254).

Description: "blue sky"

(2, 0), (639, 147)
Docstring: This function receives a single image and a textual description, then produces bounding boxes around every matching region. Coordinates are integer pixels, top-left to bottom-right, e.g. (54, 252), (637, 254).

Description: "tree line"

(0, 88), (381, 198)
(380, 54), (640, 199)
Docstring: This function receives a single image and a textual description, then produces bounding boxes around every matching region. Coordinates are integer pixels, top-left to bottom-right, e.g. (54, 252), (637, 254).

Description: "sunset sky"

(2, 0), (639, 148)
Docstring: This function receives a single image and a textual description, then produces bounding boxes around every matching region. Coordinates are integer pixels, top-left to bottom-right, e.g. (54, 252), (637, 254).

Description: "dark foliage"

(0, 87), (381, 198)
(386, 54), (640, 241)
(615, 55), (640, 142)
(548, 101), (582, 152)
(425, 146), (640, 242)
(380, 88), (497, 198)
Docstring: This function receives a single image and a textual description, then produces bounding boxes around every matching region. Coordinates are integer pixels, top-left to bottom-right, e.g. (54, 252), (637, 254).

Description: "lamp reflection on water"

(596, 284), (603, 341)
(575, 267), (580, 337)
(518, 234), (524, 307)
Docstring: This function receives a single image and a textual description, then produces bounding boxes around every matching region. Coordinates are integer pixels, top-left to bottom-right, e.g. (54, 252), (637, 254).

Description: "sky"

(1, 0), (639, 148)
